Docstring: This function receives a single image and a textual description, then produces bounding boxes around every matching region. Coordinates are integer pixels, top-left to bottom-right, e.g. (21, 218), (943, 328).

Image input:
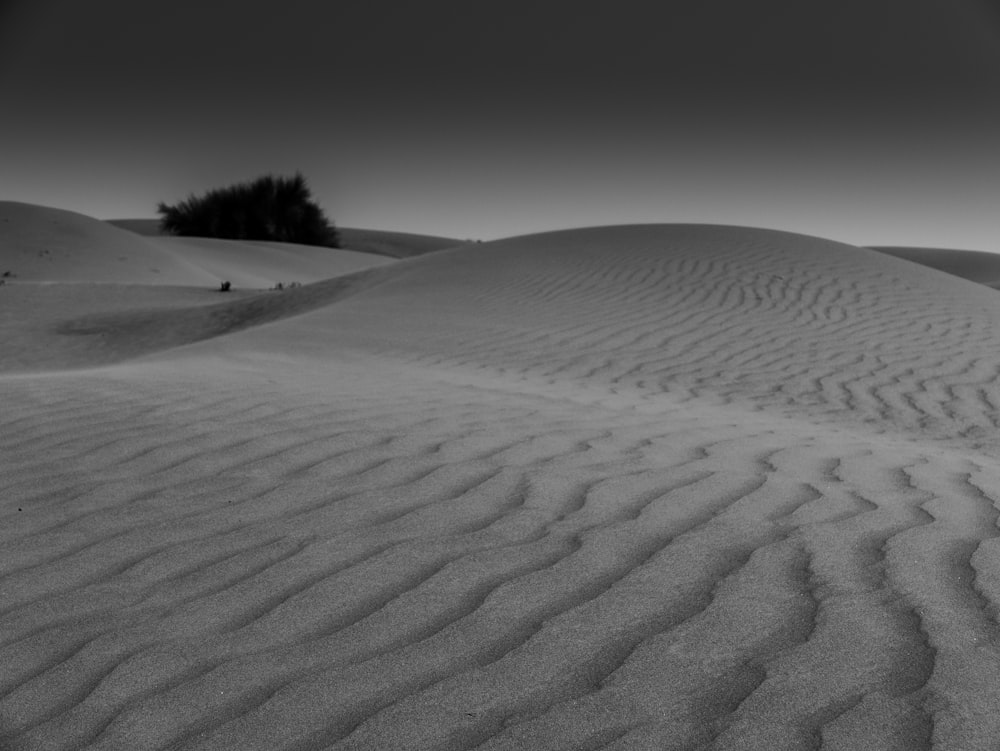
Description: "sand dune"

(143, 236), (393, 289)
(336, 228), (472, 259)
(871, 246), (1000, 289)
(0, 203), (395, 372)
(5, 220), (1000, 749)
(1, 202), (220, 286)
(2, 203), (393, 287)
(167, 225), (1000, 446)
(108, 217), (468, 259)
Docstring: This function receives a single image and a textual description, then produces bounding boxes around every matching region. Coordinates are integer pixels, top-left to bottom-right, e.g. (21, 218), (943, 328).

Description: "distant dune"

(0, 202), (394, 371)
(104, 218), (167, 236)
(2, 202), (220, 286)
(871, 245), (1000, 289)
(337, 227), (471, 258)
(160, 224), (1000, 443)
(6, 212), (1000, 749)
(108, 217), (468, 258)
(2, 203), (393, 288)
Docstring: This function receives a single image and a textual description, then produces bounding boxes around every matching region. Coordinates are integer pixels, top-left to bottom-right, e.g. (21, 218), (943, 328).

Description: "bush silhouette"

(157, 173), (340, 246)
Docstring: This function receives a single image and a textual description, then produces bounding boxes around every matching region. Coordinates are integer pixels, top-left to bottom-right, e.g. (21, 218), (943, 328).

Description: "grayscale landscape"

(4, 1), (1000, 749)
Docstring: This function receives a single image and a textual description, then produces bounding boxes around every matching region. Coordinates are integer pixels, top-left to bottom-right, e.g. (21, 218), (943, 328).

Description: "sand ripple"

(5, 224), (1000, 749)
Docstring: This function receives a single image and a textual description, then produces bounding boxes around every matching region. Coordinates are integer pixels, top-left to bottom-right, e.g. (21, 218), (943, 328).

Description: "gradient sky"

(3, 0), (1000, 248)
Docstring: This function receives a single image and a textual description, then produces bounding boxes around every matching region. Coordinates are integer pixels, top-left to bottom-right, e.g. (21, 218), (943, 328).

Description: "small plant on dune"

(157, 173), (340, 247)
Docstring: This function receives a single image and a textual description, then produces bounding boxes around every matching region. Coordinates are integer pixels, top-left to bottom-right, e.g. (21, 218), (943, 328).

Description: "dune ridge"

(1, 202), (393, 287)
(5, 219), (1000, 749)
(871, 246), (1000, 289)
(107, 217), (468, 259)
(177, 225), (1000, 448)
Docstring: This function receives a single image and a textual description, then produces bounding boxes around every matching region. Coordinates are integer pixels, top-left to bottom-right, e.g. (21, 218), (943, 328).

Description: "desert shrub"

(157, 173), (340, 246)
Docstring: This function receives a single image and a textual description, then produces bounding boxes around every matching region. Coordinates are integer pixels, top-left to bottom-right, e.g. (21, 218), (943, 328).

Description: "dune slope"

(872, 246), (1000, 289)
(1, 202), (392, 287)
(5, 224), (1000, 750)
(165, 225), (1000, 446)
(0, 202), (395, 371)
(108, 218), (467, 259)
(336, 227), (470, 258)
(0, 202), (219, 286)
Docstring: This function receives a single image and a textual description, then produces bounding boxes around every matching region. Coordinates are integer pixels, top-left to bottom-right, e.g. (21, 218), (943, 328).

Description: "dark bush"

(157, 173), (340, 246)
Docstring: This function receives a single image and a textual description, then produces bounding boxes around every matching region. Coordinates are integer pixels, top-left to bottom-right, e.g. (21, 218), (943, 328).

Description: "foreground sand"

(5, 219), (1000, 749)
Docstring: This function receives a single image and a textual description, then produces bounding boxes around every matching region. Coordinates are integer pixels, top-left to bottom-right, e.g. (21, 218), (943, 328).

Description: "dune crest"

(5, 220), (1000, 749)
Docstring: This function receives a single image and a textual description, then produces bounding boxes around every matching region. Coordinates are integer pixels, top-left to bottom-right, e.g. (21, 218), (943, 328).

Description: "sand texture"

(5, 216), (1000, 749)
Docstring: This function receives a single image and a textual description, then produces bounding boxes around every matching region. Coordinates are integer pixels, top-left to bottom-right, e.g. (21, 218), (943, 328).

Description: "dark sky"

(3, 0), (1000, 247)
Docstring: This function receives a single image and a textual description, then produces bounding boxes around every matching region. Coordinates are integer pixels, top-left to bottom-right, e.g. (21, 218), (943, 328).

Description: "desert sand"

(4, 206), (1000, 750)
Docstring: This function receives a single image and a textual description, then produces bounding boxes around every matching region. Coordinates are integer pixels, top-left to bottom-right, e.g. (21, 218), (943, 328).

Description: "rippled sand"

(5, 216), (1000, 750)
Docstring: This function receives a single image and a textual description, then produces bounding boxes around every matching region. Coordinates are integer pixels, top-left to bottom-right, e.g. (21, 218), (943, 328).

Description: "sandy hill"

(1, 202), (220, 285)
(0, 203), (394, 288)
(0, 202), (395, 371)
(871, 245), (1000, 289)
(6, 221), (1000, 749)
(103, 218), (167, 236)
(144, 235), (394, 289)
(108, 217), (467, 258)
(336, 227), (471, 258)
(47, 223), (1000, 442)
